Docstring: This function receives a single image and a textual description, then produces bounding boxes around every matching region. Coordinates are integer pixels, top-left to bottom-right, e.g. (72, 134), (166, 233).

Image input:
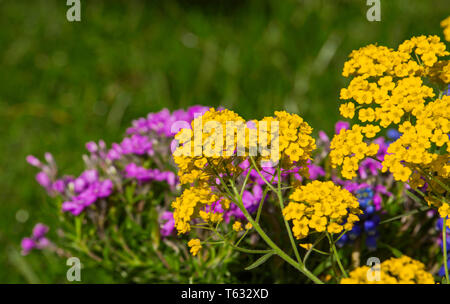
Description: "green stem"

(276, 166), (301, 264)
(379, 206), (430, 225)
(229, 180), (323, 284)
(212, 227), (272, 254)
(327, 233), (348, 278)
(443, 217), (449, 284)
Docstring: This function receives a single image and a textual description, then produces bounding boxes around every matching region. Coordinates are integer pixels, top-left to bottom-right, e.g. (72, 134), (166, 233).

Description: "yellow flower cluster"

(173, 108), (247, 185)
(171, 108), (318, 254)
(442, 16), (450, 42)
(333, 24), (450, 192)
(232, 221), (243, 232)
(282, 181), (362, 239)
(340, 256), (434, 284)
(187, 239), (202, 256)
(382, 96), (450, 186)
(399, 35), (449, 67)
(171, 186), (219, 234)
(258, 111), (316, 170)
(232, 220), (252, 232)
(173, 109), (316, 185)
(329, 125), (379, 179)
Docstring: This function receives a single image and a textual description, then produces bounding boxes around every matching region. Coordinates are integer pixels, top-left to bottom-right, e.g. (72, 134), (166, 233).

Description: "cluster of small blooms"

(159, 211), (176, 237)
(259, 111), (316, 170)
(27, 106), (204, 223)
(329, 125), (379, 179)
(124, 163), (176, 185)
(62, 170), (114, 216)
(173, 108), (247, 185)
(27, 154), (114, 216)
(126, 106), (209, 137)
(443, 17), (450, 42)
(171, 186), (221, 234)
(332, 22), (450, 220)
(282, 181), (362, 239)
(171, 108), (317, 247)
(173, 108), (316, 186)
(301, 121), (396, 251)
(106, 134), (154, 161)
(187, 239), (202, 256)
(382, 95), (449, 185)
(21, 223), (50, 255)
(340, 256), (434, 284)
(26, 153), (67, 196)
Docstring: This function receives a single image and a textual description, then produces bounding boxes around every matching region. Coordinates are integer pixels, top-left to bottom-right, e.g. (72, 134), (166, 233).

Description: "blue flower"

(387, 129), (401, 141)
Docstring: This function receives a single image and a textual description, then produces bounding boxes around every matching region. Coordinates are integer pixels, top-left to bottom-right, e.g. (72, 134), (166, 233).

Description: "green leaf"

(244, 251), (275, 270)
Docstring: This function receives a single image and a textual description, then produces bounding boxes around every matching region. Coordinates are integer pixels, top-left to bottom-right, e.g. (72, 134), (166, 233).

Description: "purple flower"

(21, 238), (36, 255)
(126, 106), (209, 137)
(335, 121), (350, 134)
(52, 180), (65, 193)
(74, 177), (87, 193)
(318, 131), (330, 143)
(62, 200), (85, 216)
(91, 180), (114, 198)
(36, 172), (51, 189)
(308, 164), (325, 180)
(26, 155), (41, 168)
(32, 223), (49, 239)
(124, 163), (177, 185)
(159, 211), (175, 237)
(21, 223), (50, 255)
(81, 169), (99, 184)
(85, 141), (98, 153)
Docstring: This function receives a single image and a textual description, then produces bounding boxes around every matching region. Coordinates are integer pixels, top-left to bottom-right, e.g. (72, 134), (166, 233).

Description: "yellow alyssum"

(187, 239), (202, 256)
(282, 181), (362, 239)
(331, 19), (450, 206)
(171, 186), (219, 234)
(340, 256), (434, 284)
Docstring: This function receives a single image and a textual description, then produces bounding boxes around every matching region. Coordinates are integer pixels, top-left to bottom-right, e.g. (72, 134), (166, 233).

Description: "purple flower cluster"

(21, 223), (50, 255)
(107, 134), (154, 161)
(26, 154), (66, 196)
(62, 169), (114, 216)
(159, 211), (175, 237)
(124, 163), (176, 186)
(26, 105), (207, 248)
(126, 106), (209, 137)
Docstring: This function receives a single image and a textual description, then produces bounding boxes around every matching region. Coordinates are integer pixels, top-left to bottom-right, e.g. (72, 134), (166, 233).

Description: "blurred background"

(0, 0), (448, 283)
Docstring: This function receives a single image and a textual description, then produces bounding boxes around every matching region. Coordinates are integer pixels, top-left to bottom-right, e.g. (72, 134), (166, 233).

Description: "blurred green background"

(0, 0), (448, 283)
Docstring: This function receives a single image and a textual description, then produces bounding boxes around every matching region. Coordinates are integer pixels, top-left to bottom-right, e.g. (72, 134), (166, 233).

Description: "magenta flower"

(21, 223), (50, 255)
(36, 172), (51, 189)
(159, 211), (175, 237)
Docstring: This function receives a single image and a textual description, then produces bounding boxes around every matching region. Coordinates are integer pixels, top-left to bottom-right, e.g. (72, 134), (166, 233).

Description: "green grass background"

(0, 0), (448, 283)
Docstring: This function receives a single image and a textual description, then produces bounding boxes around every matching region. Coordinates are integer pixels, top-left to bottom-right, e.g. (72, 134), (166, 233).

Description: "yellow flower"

(232, 221), (243, 232)
(283, 181), (362, 239)
(187, 239), (202, 256)
(299, 243), (312, 250)
(341, 256), (434, 284)
(339, 102), (356, 119)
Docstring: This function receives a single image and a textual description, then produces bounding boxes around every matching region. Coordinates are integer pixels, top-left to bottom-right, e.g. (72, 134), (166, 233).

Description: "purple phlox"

(62, 169), (113, 216)
(335, 121), (350, 134)
(21, 223), (50, 255)
(159, 211), (175, 237)
(124, 163), (177, 186)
